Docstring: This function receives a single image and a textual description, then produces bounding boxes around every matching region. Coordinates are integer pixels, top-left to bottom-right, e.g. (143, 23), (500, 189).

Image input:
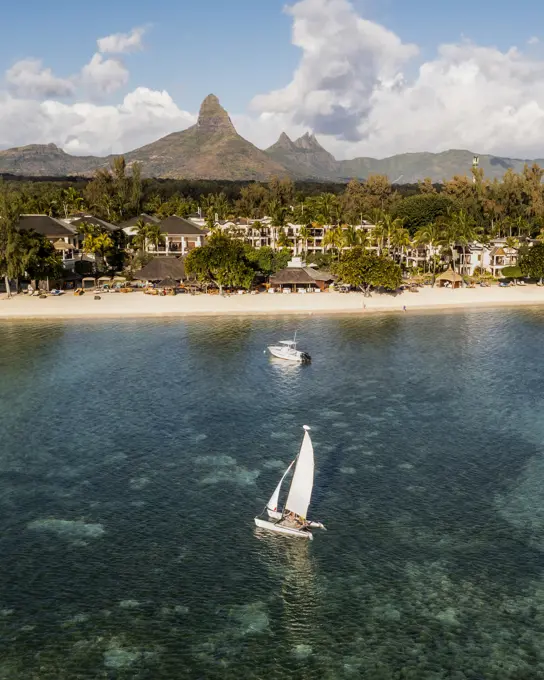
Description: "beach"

(2, 285), (544, 318)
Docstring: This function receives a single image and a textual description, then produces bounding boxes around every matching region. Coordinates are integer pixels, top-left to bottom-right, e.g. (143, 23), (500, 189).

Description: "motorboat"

(267, 335), (311, 363)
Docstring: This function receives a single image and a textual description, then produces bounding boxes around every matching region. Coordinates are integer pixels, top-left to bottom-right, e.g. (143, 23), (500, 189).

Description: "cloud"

(5, 58), (74, 99)
(248, 0), (544, 160)
(0, 88), (195, 156)
(528, 36), (540, 46)
(81, 53), (129, 96)
(97, 27), (146, 54)
(5, 8), (544, 162)
(252, 0), (418, 141)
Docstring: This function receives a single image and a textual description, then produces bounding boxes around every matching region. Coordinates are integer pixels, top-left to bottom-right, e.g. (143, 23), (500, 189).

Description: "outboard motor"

(300, 352), (312, 364)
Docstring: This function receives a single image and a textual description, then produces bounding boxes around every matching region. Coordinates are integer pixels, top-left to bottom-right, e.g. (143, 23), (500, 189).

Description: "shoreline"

(2, 288), (544, 320)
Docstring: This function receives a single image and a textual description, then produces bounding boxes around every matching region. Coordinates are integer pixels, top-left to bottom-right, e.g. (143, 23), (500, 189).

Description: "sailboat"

(254, 425), (326, 539)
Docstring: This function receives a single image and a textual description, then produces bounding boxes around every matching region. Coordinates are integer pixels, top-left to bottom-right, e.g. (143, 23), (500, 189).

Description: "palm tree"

(441, 209), (478, 277)
(82, 232), (114, 274)
(276, 230), (291, 251)
(61, 187), (84, 218)
(131, 218), (150, 252)
(323, 226), (344, 260)
(415, 222), (442, 285)
(146, 222), (166, 254)
(316, 193), (338, 226)
(269, 199), (289, 249)
(343, 225), (361, 248)
(0, 187), (22, 297)
(390, 227), (411, 266)
(298, 225), (312, 260)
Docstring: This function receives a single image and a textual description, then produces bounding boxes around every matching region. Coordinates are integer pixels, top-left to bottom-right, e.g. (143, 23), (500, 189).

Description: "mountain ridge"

(0, 94), (542, 183)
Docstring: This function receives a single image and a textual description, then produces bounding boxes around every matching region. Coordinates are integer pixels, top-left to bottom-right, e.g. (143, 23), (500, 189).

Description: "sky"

(2, 0), (544, 160)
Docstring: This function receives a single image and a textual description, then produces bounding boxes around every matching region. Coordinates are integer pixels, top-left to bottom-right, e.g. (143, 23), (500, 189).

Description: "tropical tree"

(245, 245), (290, 280)
(276, 230), (291, 251)
(0, 185), (22, 297)
(185, 233), (255, 293)
(343, 225), (362, 248)
(332, 247), (402, 295)
(440, 209), (478, 275)
(414, 222), (442, 284)
(390, 226), (411, 266)
(323, 226), (344, 259)
(520, 242), (544, 283)
(145, 222), (166, 253)
(61, 186), (84, 218)
(131, 218), (151, 252)
(298, 225), (312, 259)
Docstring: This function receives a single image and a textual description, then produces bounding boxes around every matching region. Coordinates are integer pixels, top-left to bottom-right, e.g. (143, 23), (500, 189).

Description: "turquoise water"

(2, 312), (544, 678)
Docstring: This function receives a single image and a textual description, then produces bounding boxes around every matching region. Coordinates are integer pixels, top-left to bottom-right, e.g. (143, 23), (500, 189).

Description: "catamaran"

(267, 333), (311, 363)
(254, 425), (325, 539)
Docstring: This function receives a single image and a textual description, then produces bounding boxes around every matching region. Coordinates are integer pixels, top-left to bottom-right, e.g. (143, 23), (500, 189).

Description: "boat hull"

(254, 517), (313, 539)
(268, 346), (311, 363)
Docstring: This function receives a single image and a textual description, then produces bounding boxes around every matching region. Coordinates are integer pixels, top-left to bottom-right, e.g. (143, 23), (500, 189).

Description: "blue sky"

(2, 0), (544, 159)
(1, 0), (542, 113)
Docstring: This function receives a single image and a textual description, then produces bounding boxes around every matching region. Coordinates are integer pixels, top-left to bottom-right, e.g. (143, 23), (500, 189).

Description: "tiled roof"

(16, 215), (75, 238)
(159, 216), (207, 236)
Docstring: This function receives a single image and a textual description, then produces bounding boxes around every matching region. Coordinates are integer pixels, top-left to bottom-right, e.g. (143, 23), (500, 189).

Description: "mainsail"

(267, 459), (295, 512)
(285, 426), (314, 520)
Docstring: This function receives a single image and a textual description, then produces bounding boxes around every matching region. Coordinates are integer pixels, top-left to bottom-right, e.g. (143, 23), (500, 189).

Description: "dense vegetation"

(3, 157), (544, 293)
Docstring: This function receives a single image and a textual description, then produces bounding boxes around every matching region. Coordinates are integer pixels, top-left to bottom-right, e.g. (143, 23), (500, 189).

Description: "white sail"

(266, 459), (295, 512)
(285, 426), (314, 520)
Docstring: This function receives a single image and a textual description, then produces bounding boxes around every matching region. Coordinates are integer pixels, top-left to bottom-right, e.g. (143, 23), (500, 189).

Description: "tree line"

(5, 157), (544, 294)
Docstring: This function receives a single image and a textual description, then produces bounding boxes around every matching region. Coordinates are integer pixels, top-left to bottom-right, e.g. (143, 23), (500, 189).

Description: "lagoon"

(1, 312), (544, 678)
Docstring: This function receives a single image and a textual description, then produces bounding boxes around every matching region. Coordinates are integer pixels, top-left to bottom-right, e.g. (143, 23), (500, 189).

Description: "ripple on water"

(3, 313), (544, 678)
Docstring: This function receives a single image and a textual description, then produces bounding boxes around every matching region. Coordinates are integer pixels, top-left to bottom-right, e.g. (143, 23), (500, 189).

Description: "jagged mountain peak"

(266, 132), (297, 152)
(294, 132), (324, 150)
(197, 94), (236, 134)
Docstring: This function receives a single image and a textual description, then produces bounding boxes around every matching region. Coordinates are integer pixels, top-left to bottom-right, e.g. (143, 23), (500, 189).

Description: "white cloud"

(252, 0), (418, 141)
(5, 58), (74, 99)
(528, 36), (540, 46)
(81, 53), (129, 96)
(97, 27), (146, 54)
(0, 88), (195, 156)
(6, 7), (544, 163)
(247, 0), (544, 160)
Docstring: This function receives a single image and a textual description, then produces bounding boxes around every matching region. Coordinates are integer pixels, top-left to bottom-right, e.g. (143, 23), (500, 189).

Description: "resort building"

(210, 217), (376, 256)
(489, 244), (519, 278)
(16, 215), (81, 269)
(121, 215), (207, 256)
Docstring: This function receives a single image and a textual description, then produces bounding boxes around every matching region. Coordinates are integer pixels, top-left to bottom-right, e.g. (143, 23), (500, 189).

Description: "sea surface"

(2, 311), (544, 679)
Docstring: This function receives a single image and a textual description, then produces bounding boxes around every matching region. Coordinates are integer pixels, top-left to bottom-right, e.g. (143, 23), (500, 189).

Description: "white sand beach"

(2, 286), (544, 319)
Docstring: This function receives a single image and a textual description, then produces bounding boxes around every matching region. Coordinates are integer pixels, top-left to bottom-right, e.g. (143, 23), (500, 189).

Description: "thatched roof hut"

(435, 267), (464, 288)
(269, 267), (336, 290)
(134, 257), (187, 281)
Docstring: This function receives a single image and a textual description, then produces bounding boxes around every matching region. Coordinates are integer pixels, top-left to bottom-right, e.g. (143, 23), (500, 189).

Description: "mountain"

(123, 94), (286, 180)
(265, 132), (339, 179)
(0, 94), (543, 182)
(0, 143), (103, 177)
